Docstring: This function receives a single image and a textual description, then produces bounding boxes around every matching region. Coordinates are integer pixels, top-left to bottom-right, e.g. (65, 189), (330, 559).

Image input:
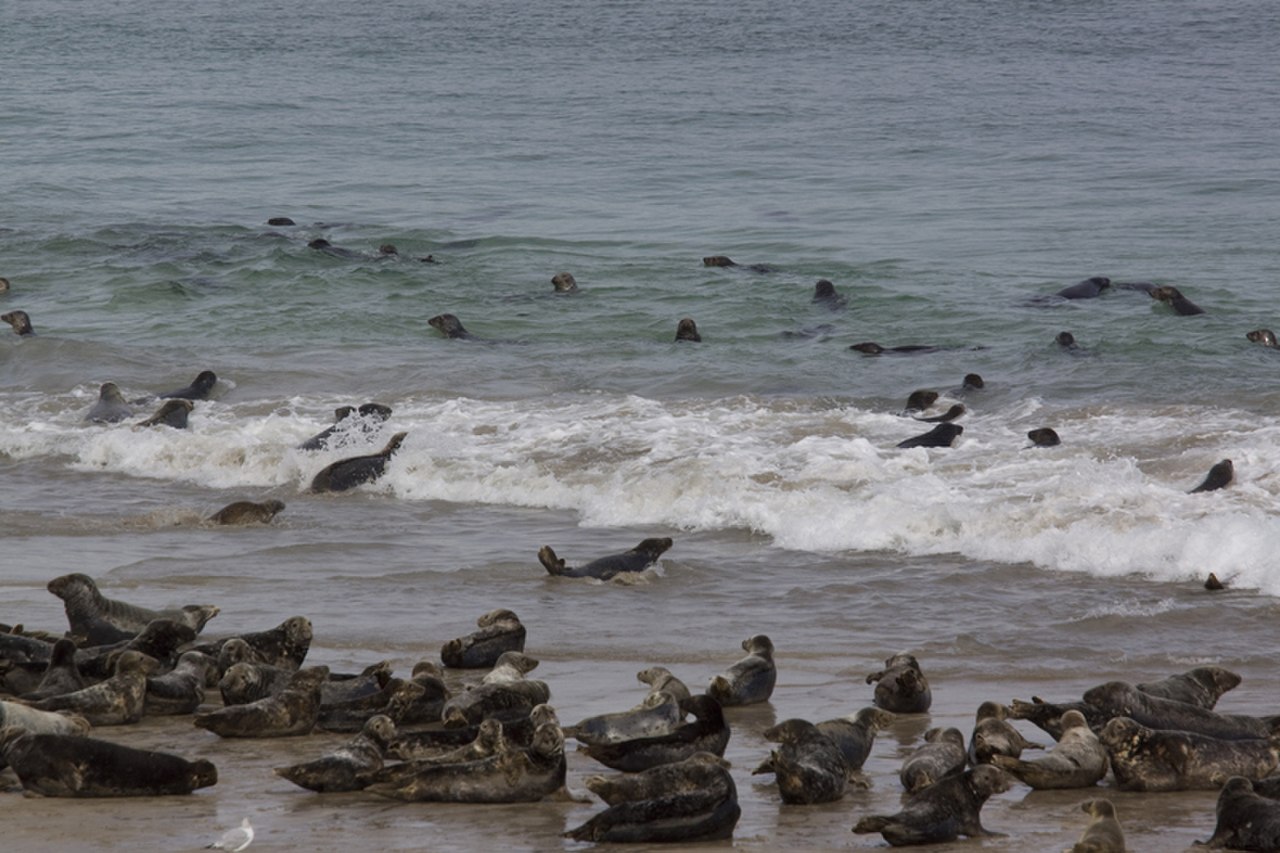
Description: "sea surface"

(3, 0), (1279, 849)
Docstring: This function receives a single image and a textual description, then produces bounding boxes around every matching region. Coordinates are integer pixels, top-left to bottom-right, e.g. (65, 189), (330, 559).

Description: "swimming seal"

(0, 276), (9, 292)
(755, 718), (848, 804)
(0, 729), (217, 797)
(853, 764), (1010, 846)
(703, 256), (736, 267)
(675, 317), (701, 342)
(194, 665), (328, 738)
(84, 382), (133, 423)
(904, 390), (938, 412)
(1205, 572), (1226, 591)
(538, 537), (672, 580)
(1056, 331), (1080, 349)
(962, 373), (985, 390)
(897, 423), (963, 449)
(1247, 328), (1278, 348)
(29, 650), (159, 726)
(580, 694), (730, 772)
(850, 342), (939, 355)
(900, 727), (967, 792)
(551, 272), (578, 292)
(1098, 716), (1278, 791)
(46, 573), (219, 642)
(441, 608), (526, 669)
(1055, 276), (1112, 299)
(968, 701), (1042, 766)
(1202, 776), (1280, 850)
(428, 313), (474, 339)
(1150, 285), (1205, 315)
(564, 691), (683, 746)
(866, 653), (932, 713)
(137, 399), (193, 429)
(275, 714), (396, 792)
(812, 279), (847, 309)
(297, 402), (392, 451)
(1027, 427), (1061, 447)
(1190, 459), (1233, 493)
(1136, 666), (1241, 710)
(991, 709), (1107, 789)
(158, 370), (217, 400)
(567, 751), (740, 843)
(915, 404), (965, 424)
(2, 310), (34, 336)
(707, 634), (776, 706)
(309, 431), (407, 493)
(208, 498), (285, 525)
(267, 217), (295, 226)
(1071, 798), (1126, 853)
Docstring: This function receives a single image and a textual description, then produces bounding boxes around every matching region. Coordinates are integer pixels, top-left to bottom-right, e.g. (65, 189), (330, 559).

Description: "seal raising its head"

(538, 537), (672, 581)
(1190, 459), (1233, 493)
(428, 313), (474, 339)
(551, 272), (578, 292)
(159, 370), (217, 400)
(1247, 328), (1278, 348)
(1150, 285), (1206, 315)
(1072, 799), (1125, 853)
(85, 382), (134, 423)
(675, 318), (701, 342)
(208, 499), (286, 525)
(310, 432), (408, 494)
(707, 634), (775, 706)
(2, 310), (34, 336)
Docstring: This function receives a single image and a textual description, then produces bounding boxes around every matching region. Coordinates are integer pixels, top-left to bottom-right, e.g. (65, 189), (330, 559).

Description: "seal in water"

(1205, 572), (1226, 591)
(0, 729), (217, 797)
(267, 216), (295, 226)
(208, 499), (286, 525)
(1202, 776), (1280, 850)
(707, 634), (776, 706)
(551, 272), (578, 292)
(538, 537), (673, 580)
(867, 653), (932, 713)
(962, 373), (984, 390)
(0, 276), (9, 292)
(1190, 459), (1233, 493)
(275, 714), (396, 792)
(1071, 798), (1126, 853)
(1027, 427), (1061, 447)
(580, 694), (730, 772)
(309, 431), (407, 493)
(1055, 276), (1112, 299)
(1098, 716), (1278, 792)
(441, 608), (526, 669)
(567, 752), (740, 843)
(850, 342), (939, 355)
(158, 370), (217, 400)
(968, 701), (1042, 766)
(47, 572), (219, 641)
(2, 309), (34, 335)
(29, 650), (159, 726)
(1247, 329), (1278, 348)
(900, 727), (967, 793)
(754, 718), (849, 804)
(915, 404), (965, 424)
(297, 402), (392, 451)
(428, 313), (474, 339)
(904, 390), (938, 412)
(84, 382), (133, 423)
(853, 764), (1010, 846)
(1136, 666), (1241, 710)
(991, 709), (1107, 789)
(675, 317), (701, 342)
(564, 691), (683, 746)
(137, 399), (193, 429)
(703, 255), (737, 267)
(897, 423), (963, 449)
(1057, 331), (1080, 350)
(812, 279), (847, 309)
(1150, 285), (1205, 315)
(194, 665), (329, 738)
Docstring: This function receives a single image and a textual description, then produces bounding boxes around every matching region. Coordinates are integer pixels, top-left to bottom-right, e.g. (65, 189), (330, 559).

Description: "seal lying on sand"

(708, 634), (776, 706)
(1083, 680), (1276, 741)
(2, 310), (34, 335)
(1202, 776), (1280, 850)
(297, 403), (392, 451)
(867, 654), (932, 713)
(84, 382), (133, 423)
(0, 701), (89, 737)
(755, 718), (849, 804)
(969, 701), (1042, 766)
(538, 537), (673, 580)
(580, 694), (730, 773)
(637, 666), (692, 704)
(1008, 696), (1108, 740)
(159, 370), (217, 400)
(900, 727), (967, 793)
(441, 608), (526, 669)
(194, 665), (329, 738)
(137, 399), (193, 429)
(991, 710), (1107, 789)
(1150, 285), (1205, 315)
(29, 650), (159, 726)
(193, 615), (314, 672)
(275, 714), (396, 792)
(1190, 459), (1234, 493)
(853, 765), (1010, 846)
(1071, 798), (1126, 853)
(428, 313), (475, 339)
(564, 691), (683, 746)
(47, 573), (219, 642)
(309, 432), (407, 493)
(1099, 716), (1278, 791)
(0, 729), (217, 797)
(208, 499), (285, 525)
(440, 652), (550, 727)
(21, 638), (86, 701)
(145, 651), (213, 716)
(1136, 666), (1241, 710)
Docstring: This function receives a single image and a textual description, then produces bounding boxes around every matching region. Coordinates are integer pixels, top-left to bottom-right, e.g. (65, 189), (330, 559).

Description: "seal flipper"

(538, 546), (568, 576)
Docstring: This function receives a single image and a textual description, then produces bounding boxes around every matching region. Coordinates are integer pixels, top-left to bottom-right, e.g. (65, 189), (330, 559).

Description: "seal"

(1055, 276), (1112, 299)
(1071, 798), (1126, 853)
(564, 691), (683, 746)
(707, 634), (776, 706)
(1098, 716), (1278, 791)
(962, 373), (985, 390)
(754, 718), (848, 804)
(1136, 666), (1241, 710)
(580, 694), (730, 772)
(298, 403), (393, 451)
(1008, 696), (1108, 740)
(1150, 285), (1205, 315)
(1202, 776), (1280, 850)
(440, 652), (550, 727)
(387, 703), (557, 761)
(137, 399), (193, 429)
(195, 615), (314, 672)
(853, 764), (1010, 846)
(29, 650), (160, 726)
(1027, 427), (1061, 447)
(440, 608), (526, 669)
(381, 716), (509, 771)
(812, 279), (847, 309)
(74, 618), (196, 681)
(428, 313), (474, 339)
(636, 666), (692, 704)
(900, 727), (967, 792)
(84, 382), (133, 423)
(307, 238), (362, 259)
(904, 390), (938, 412)
(538, 537), (672, 580)
(675, 317), (702, 342)
(0, 701), (90, 738)
(0, 728), (217, 797)
(567, 752), (740, 843)
(703, 255), (737, 267)
(897, 423), (963, 448)
(850, 342), (939, 355)
(158, 370), (218, 400)
(46, 572), (220, 641)
(551, 272), (578, 292)
(1190, 459), (1233, 493)
(218, 659), (292, 706)
(194, 665), (329, 738)
(1247, 329), (1278, 348)
(267, 216), (295, 226)
(309, 431), (408, 493)
(275, 714), (396, 792)
(207, 498), (285, 525)
(991, 709), (1107, 789)
(1081, 681), (1278, 742)
(867, 653), (932, 713)
(968, 701), (1042, 766)
(2, 309), (34, 336)
(1056, 331), (1080, 350)
(809, 707), (895, 776)
(916, 404), (965, 424)
(21, 638), (86, 701)
(0, 276), (10, 292)
(1205, 572), (1226, 591)
(145, 650), (214, 716)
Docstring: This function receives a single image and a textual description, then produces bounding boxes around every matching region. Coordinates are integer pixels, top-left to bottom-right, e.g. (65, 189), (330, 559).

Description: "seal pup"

(158, 370), (217, 400)
(900, 727), (967, 792)
(551, 272), (578, 292)
(309, 431), (407, 493)
(897, 423), (963, 449)
(1136, 666), (1241, 710)
(0, 728), (217, 797)
(581, 694), (730, 772)
(47, 572), (219, 641)
(1028, 427), (1061, 447)
(1056, 276), (1112, 299)
(564, 690), (683, 746)
(637, 666), (692, 704)
(137, 398), (193, 429)
(811, 279), (847, 309)
(1202, 775), (1280, 850)
(968, 701), (1042, 766)
(194, 665), (328, 738)
(853, 764), (1010, 846)
(707, 634), (776, 706)
(1190, 459), (1233, 493)
(1150, 284), (1205, 315)
(275, 714), (396, 792)
(428, 313), (474, 339)
(991, 710), (1107, 789)
(1247, 328), (1278, 348)
(297, 402), (393, 451)
(2, 309), (34, 335)
(567, 752), (740, 842)
(754, 718), (848, 804)
(675, 317), (701, 342)
(1071, 798), (1125, 853)
(208, 818), (254, 852)
(440, 652), (550, 727)
(440, 608), (526, 669)
(538, 537), (672, 581)
(84, 382), (134, 423)
(29, 650), (159, 726)
(145, 651), (213, 716)
(1098, 716), (1278, 791)
(867, 653), (932, 713)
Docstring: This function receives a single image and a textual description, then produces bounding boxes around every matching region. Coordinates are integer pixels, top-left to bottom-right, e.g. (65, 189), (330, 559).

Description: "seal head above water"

(85, 382), (134, 423)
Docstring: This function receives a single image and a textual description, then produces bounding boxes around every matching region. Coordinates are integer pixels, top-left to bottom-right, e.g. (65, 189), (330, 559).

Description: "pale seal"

(581, 694), (730, 772)
(2, 309), (34, 335)
(440, 608), (526, 669)
(853, 765), (1010, 846)
(1098, 716), (1278, 791)
(0, 701), (90, 737)
(194, 665), (328, 738)
(1150, 284), (1205, 315)
(754, 717), (848, 804)
(538, 537), (672, 580)
(675, 317), (702, 342)
(991, 709), (1107, 789)
(551, 272), (578, 292)
(309, 431), (407, 493)
(208, 498), (285, 525)
(428, 313), (474, 339)
(1071, 798), (1126, 853)
(564, 690), (683, 746)
(1190, 459), (1234, 493)
(158, 370), (217, 400)
(275, 714), (396, 792)
(867, 653), (932, 713)
(1202, 776), (1280, 850)
(900, 726), (966, 792)
(968, 701), (1042, 766)
(84, 382), (133, 423)
(0, 729), (217, 797)
(636, 666), (692, 704)
(897, 423), (963, 448)
(707, 634), (776, 706)
(46, 572), (219, 641)
(137, 398), (193, 429)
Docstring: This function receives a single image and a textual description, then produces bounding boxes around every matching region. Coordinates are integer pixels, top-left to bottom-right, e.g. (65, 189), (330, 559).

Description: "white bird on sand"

(207, 818), (254, 851)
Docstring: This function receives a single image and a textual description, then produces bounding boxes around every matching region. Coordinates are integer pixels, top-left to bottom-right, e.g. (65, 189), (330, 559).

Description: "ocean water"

(3, 0), (1280, 849)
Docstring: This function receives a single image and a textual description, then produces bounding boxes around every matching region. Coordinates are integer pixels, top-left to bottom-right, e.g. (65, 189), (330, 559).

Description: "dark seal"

(1028, 427), (1061, 447)
(1150, 285), (1205, 315)
(538, 537), (672, 580)
(900, 727), (966, 792)
(428, 313), (474, 339)
(2, 310), (34, 336)
(1190, 459), (1233, 493)
(850, 342), (939, 355)
(208, 499), (285, 525)
(297, 402), (392, 451)
(904, 390), (938, 412)
(1247, 328), (1278, 348)
(267, 217), (296, 226)
(137, 399), (193, 429)
(754, 718), (848, 804)
(1202, 776), (1280, 850)
(1055, 276), (1111, 299)
(675, 318), (702, 342)
(853, 765), (1010, 846)
(440, 608), (526, 669)
(968, 701), (1042, 766)
(867, 653), (931, 713)
(897, 423), (963, 449)
(0, 729), (217, 797)
(194, 665), (329, 738)
(812, 279), (846, 309)
(309, 431), (407, 493)
(551, 272), (578, 292)
(46, 572), (219, 641)
(1098, 716), (1278, 791)
(158, 370), (217, 400)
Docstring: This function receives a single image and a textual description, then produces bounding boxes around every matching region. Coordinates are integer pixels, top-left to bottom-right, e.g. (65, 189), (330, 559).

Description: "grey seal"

(428, 313), (474, 339)
(991, 709), (1107, 789)
(1150, 284), (1205, 315)
(637, 666), (692, 704)
(702, 255), (772, 273)
(158, 370), (217, 400)
(1027, 427), (1061, 447)
(675, 317), (702, 342)
(897, 423), (963, 449)
(1098, 716), (1278, 791)
(1206, 572), (1226, 591)
(21, 638), (86, 701)
(707, 634), (776, 706)
(267, 216), (295, 226)
(208, 499), (285, 525)
(1055, 276), (1112, 299)
(867, 653), (932, 713)
(137, 399), (193, 429)
(551, 272), (578, 292)
(1247, 328), (1278, 348)
(2, 309), (34, 335)
(297, 402), (393, 451)
(812, 279), (847, 309)
(1056, 331), (1080, 349)
(900, 726), (966, 792)
(580, 694), (730, 772)
(84, 382), (134, 423)
(968, 701), (1042, 766)
(904, 390), (938, 412)
(1083, 680), (1280, 741)
(0, 701), (90, 737)
(1071, 798), (1126, 853)
(915, 404), (965, 424)
(440, 608), (526, 669)
(29, 650), (159, 726)
(754, 718), (848, 804)
(46, 572), (219, 642)
(1190, 459), (1234, 493)
(853, 764), (1010, 846)
(144, 650), (214, 716)
(1136, 666), (1241, 710)
(194, 665), (328, 738)
(1008, 696), (1109, 740)
(538, 537), (672, 580)
(0, 728), (217, 797)
(309, 431), (407, 493)
(194, 615), (314, 673)
(1202, 775), (1280, 850)
(275, 714), (396, 792)
(564, 690), (683, 746)
(851, 342), (940, 355)
(440, 652), (550, 727)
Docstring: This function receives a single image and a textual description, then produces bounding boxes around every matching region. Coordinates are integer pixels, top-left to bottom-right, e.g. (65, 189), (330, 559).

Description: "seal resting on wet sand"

(441, 608), (526, 669)
(84, 382), (133, 423)
(1098, 716), (1279, 792)
(991, 709), (1107, 789)
(897, 423), (963, 449)
(968, 701), (1042, 766)
(194, 665), (329, 738)
(1055, 276), (1112, 299)
(47, 572), (219, 641)
(440, 652), (550, 727)
(564, 690), (683, 747)
(852, 764), (1010, 846)
(145, 651), (214, 716)
(1136, 666), (1241, 710)
(900, 727), (967, 793)
(1071, 798), (1126, 853)
(28, 650), (159, 726)
(580, 694), (730, 772)
(1082, 680), (1278, 742)
(867, 653), (932, 713)
(754, 718), (849, 804)
(0, 728), (217, 797)
(20, 638), (86, 701)
(309, 432), (407, 493)
(1190, 459), (1234, 493)
(208, 499), (286, 525)
(538, 537), (672, 580)
(1202, 776), (1280, 850)
(707, 634), (776, 706)
(275, 714), (396, 792)
(2, 309), (34, 335)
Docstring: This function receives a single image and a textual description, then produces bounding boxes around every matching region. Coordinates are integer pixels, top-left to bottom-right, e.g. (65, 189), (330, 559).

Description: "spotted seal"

(900, 727), (967, 792)
(991, 709), (1107, 789)
(309, 431), (407, 493)
(1071, 798), (1125, 853)
(754, 718), (848, 804)
(538, 537), (672, 581)
(1247, 328), (1278, 348)
(74, 618), (196, 681)
(84, 382), (134, 423)
(194, 665), (328, 738)
(0, 276), (10, 292)
(675, 317), (702, 342)
(1202, 776), (1280, 850)
(0, 728), (217, 797)
(2, 309), (34, 336)
(853, 765), (1010, 846)
(867, 653), (932, 713)
(297, 403), (393, 451)
(1150, 284), (1205, 315)
(137, 399), (193, 429)
(1098, 716), (1278, 791)
(1055, 276), (1112, 299)
(428, 313), (474, 339)
(29, 650), (159, 726)
(551, 272), (578, 292)
(158, 370), (217, 400)
(46, 572), (219, 641)
(757, 707), (894, 779)
(1190, 459), (1234, 493)
(441, 608), (526, 669)
(897, 423), (963, 449)
(564, 690), (683, 746)
(275, 714), (397, 792)
(1027, 427), (1061, 447)
(581, 694), (730, 772)
(381, 716), (509, 772)
(707, 634), (776, 706)
(968, 701), (1042, 766)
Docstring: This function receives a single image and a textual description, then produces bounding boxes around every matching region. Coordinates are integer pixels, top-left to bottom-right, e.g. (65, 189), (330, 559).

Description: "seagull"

(207, 818), (254, 851)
